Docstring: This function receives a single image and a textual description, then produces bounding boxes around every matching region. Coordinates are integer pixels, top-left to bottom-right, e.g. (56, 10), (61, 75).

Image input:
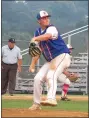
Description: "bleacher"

(15, 52), (88, 94)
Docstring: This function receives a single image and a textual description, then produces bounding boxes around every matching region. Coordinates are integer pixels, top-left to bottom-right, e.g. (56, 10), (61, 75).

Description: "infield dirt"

(2, 95), (88, 117)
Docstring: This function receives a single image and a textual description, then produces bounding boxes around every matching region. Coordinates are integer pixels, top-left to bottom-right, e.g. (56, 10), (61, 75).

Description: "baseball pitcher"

(28, 10), (71, 110)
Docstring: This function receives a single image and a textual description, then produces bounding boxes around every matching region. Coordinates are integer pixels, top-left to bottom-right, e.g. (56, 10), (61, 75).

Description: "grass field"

(2, 99), (88, 112)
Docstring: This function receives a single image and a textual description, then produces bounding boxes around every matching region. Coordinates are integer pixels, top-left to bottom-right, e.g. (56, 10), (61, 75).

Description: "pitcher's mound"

(2, 108), (88, 117)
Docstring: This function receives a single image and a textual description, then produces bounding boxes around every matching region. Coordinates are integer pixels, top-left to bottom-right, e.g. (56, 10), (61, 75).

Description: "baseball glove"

(29, 42), (41, 57)
(68, 73), (79, 82)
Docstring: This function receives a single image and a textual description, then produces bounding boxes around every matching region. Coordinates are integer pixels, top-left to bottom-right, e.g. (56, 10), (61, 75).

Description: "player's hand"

(29, 65), (35, 73)
(30, 38), (35, 43)
(30, 37), (39, 44)
(18, 66), (22, 72)
(30, 37), (36, 43)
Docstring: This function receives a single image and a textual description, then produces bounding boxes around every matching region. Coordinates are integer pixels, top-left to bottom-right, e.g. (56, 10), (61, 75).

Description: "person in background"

(1, 38), (22, 96)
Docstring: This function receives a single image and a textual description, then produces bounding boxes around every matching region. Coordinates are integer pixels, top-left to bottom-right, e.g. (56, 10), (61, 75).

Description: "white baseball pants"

(57, 73), (71, 85)
(33, 53), (71, 104)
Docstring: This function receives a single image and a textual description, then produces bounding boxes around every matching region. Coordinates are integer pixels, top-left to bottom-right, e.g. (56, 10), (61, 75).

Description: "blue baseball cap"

(37, 10), (51, 20)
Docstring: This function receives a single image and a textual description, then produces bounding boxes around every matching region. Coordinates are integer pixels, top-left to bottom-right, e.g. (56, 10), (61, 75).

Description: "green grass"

(2, 94), (30, 96)
(2, 99), (88, 112)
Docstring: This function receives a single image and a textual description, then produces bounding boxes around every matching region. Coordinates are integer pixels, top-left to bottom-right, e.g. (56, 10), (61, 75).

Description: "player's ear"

(37, 20), (41, 24)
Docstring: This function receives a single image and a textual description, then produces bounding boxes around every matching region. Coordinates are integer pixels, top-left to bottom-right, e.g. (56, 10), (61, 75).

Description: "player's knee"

(34, 74), (43, 84)
(47, 70), (54, 79)
(65, 78), (71, 85)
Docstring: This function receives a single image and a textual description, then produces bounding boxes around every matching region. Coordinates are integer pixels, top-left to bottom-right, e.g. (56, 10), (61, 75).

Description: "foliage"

(1, 1), (88, 64)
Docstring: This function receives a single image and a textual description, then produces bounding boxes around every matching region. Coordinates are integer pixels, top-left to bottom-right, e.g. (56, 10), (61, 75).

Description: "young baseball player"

(29, 10), (71, 110)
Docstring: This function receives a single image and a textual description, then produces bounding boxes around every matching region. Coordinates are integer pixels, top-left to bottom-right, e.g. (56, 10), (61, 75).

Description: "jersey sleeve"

(46, 26), (58, 40)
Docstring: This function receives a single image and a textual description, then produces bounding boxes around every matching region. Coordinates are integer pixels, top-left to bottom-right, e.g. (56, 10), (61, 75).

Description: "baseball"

(31, 69), (35, 73)
(34, 41), (38, 45)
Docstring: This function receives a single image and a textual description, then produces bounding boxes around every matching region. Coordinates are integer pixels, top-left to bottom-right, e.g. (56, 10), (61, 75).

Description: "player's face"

(38, 16), (50, 27)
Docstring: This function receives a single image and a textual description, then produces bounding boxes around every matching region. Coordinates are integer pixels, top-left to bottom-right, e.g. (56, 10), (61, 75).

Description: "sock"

(61, 84), (69, 97)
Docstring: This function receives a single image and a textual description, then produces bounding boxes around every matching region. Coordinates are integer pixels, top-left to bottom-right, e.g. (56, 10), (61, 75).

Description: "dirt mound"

(2, 108), (88, 117)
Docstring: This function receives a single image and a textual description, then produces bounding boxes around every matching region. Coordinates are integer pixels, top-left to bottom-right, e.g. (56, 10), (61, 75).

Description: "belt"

(2, 62), (17, 65)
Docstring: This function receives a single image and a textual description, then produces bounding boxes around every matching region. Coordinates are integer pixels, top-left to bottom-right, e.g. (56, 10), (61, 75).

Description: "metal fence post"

(68, 34), (71, 45)
(86, 61), (88, 94)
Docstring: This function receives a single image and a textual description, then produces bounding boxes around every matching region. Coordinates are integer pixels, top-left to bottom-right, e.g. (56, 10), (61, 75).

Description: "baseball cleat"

(60, 97), (71, 101)
(29, 103), (41, 110)
(41, 99), (57, 106)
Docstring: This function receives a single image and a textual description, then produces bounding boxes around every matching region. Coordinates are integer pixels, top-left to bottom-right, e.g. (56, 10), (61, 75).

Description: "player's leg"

(29, 62), (50, 110)
(58, 74), (71, 101)
(41, 53), (71, 106)
(47, 53), (71, 100)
